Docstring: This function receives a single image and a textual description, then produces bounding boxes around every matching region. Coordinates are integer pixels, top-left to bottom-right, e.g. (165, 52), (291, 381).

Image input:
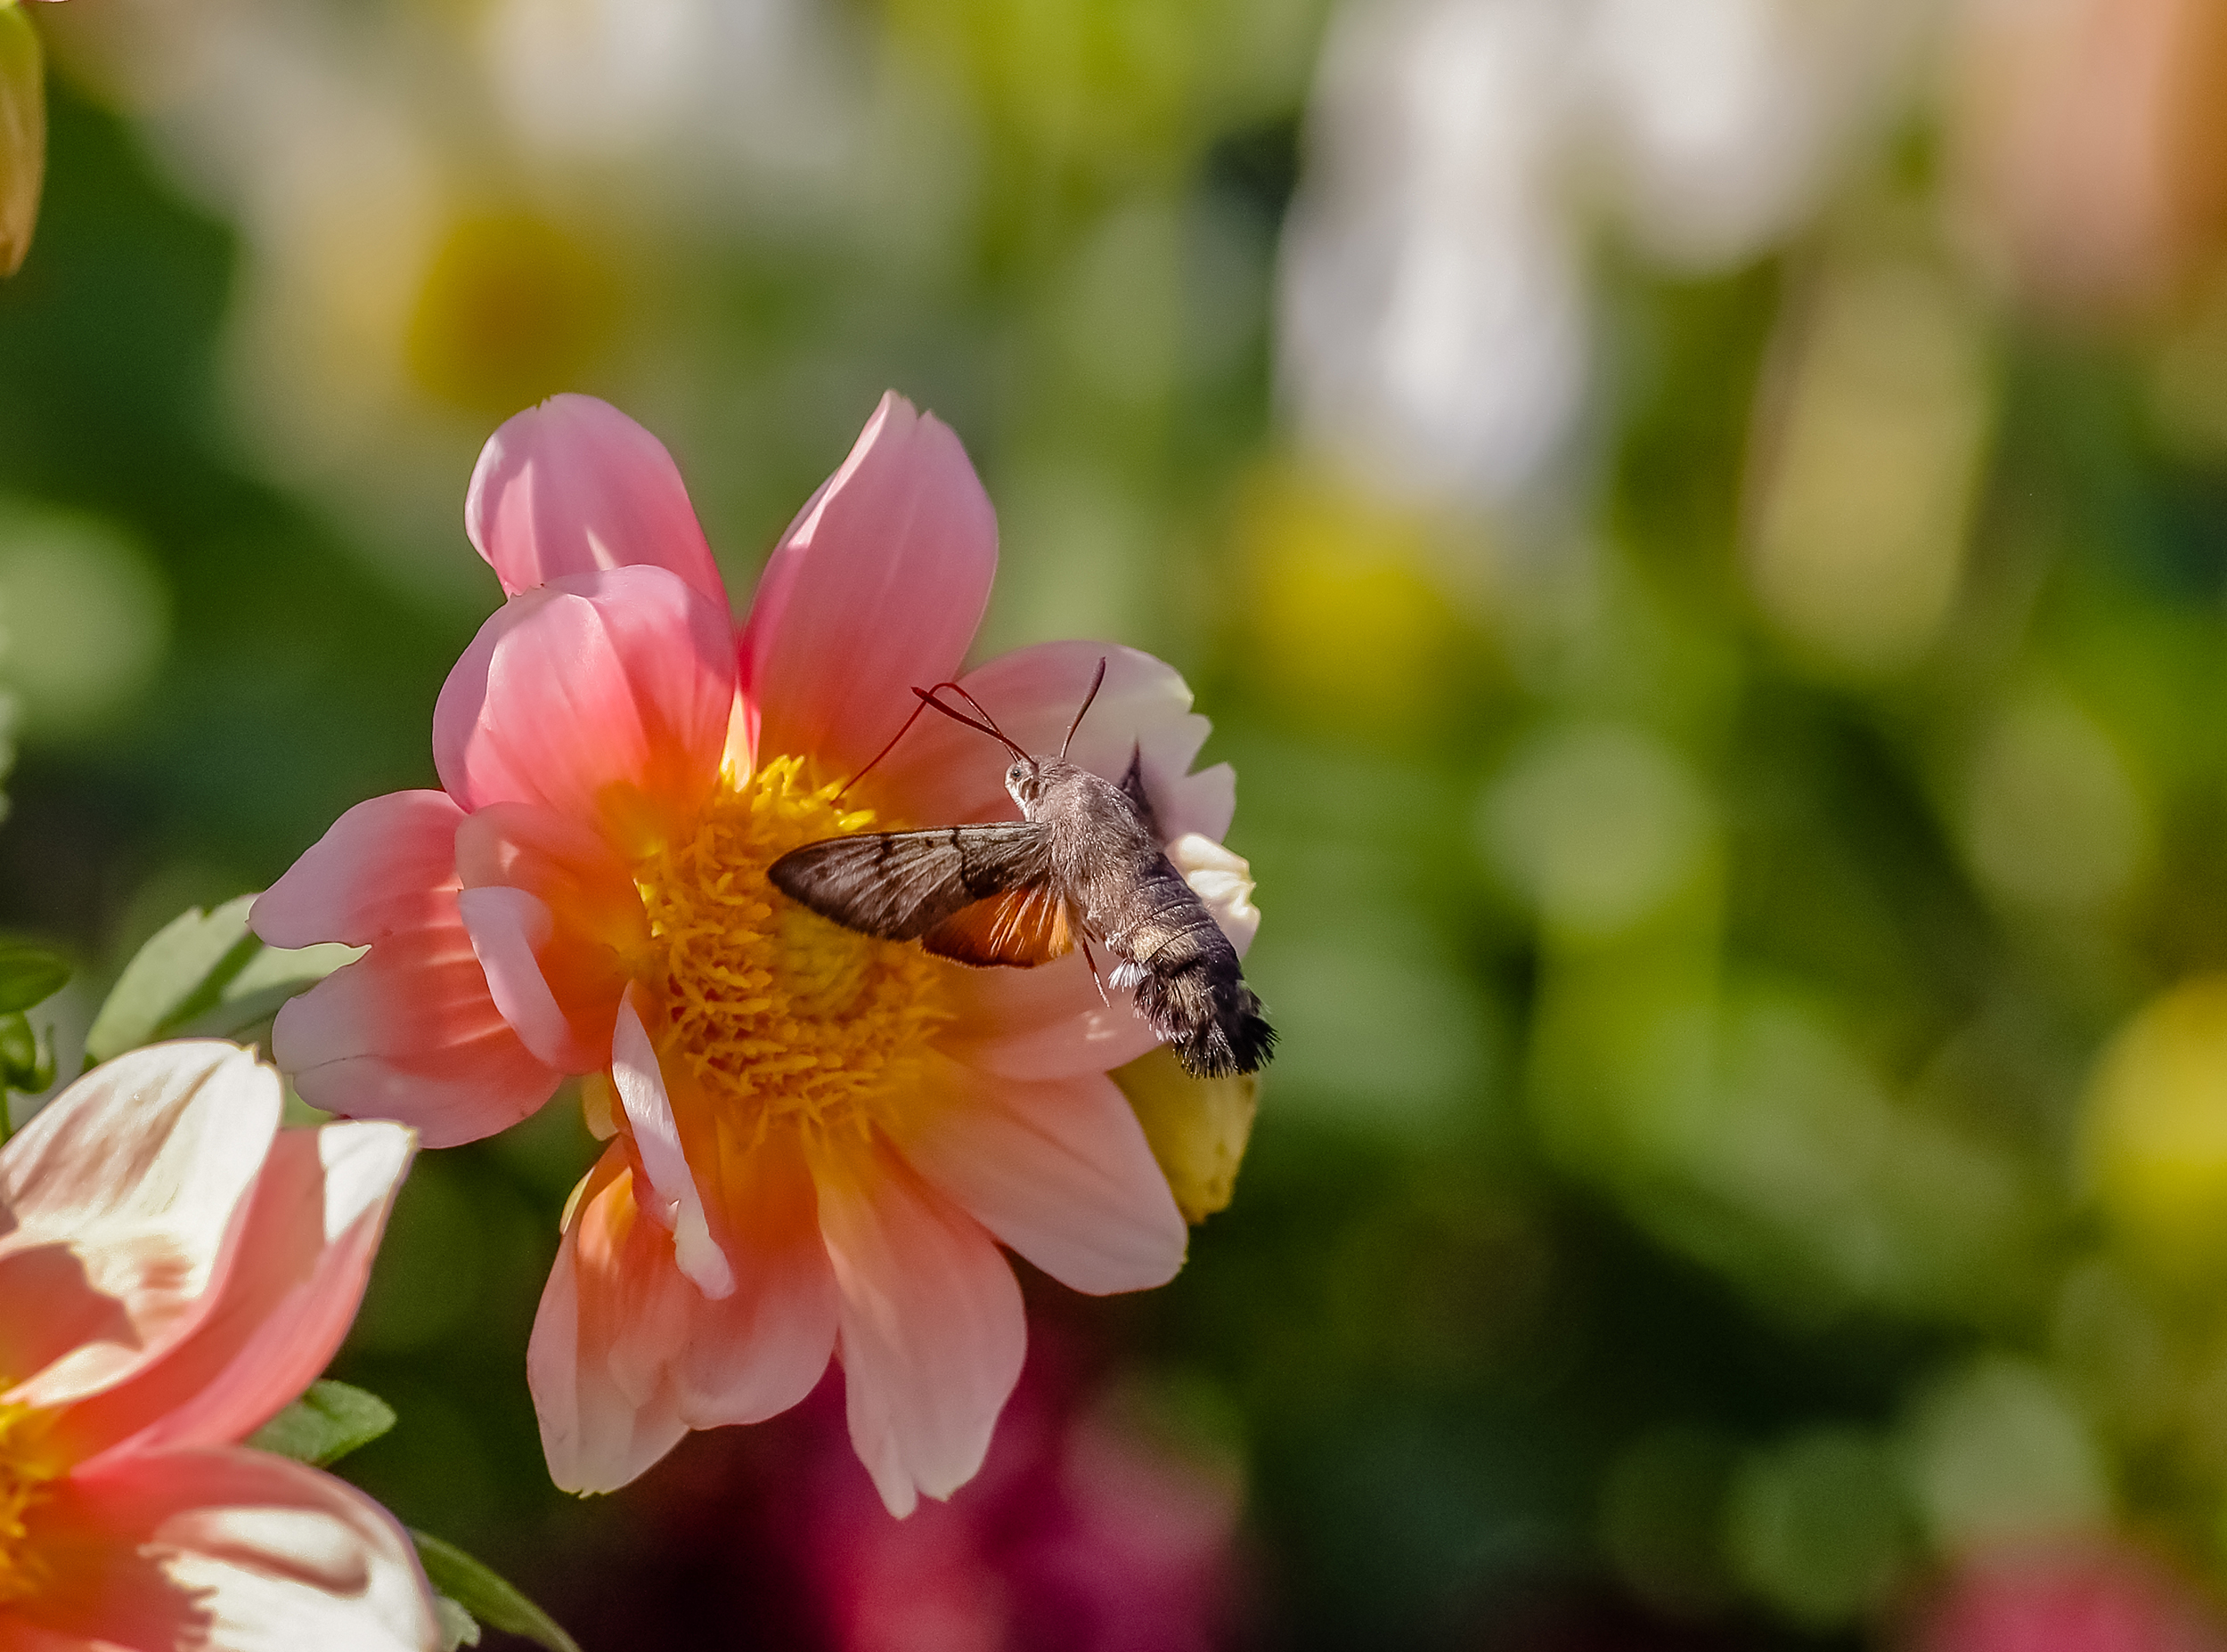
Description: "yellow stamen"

(634, 757), (951, 1147)
(0, 1399), (61, 1607)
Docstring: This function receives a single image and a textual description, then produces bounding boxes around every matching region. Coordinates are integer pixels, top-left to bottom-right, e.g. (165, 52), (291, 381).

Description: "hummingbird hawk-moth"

(767, 661), (1276, 1078)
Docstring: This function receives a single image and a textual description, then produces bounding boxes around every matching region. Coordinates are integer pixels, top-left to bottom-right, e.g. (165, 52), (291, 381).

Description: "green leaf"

(245, 1379), (397, 1469)
(170, 938), (362, 1045)
(0, 942), (69, 1013)
(82, 895), (360, 1065)
(85, 897), (259, 1064)
(410, 1532), (581, 1652)
(0, 1008), (54, 1101)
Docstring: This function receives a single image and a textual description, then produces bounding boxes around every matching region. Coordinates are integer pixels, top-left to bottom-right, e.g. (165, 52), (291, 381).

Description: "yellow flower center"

(0, 1400), (60, 1608)
(634, 757), (950, 1145)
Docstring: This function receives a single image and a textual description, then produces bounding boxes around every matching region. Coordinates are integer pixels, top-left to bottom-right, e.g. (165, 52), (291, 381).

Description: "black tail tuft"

(1136, 968), (1276, 1078)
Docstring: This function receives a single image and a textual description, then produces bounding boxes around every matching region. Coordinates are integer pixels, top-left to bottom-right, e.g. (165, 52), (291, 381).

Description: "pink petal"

(18, 1446), (440, 1652)
(453, 800), (647, 948)
(885, 1055), (1186, 1297)
(528, 1147), (691, 1494)
(809, 1133), (1025, 1518)
(456, 886), (604, 1073)
(0, 1045), (278, 1413)
(60, 1122), (414, 1465)
(936, 956), (1165, 1082)
(249, 791), (465, 951)
(738, 393), (998, 782)
(433, 567), (736, 856)
(868, 641), (1234, 842)
(273, 917), (561, 1149)
(676, 1124), (840, 1428)
(466, 394), (729, 609)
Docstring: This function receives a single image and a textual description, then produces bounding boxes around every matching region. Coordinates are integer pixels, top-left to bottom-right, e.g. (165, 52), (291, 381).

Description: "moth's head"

(1005, 757), (1043, 812)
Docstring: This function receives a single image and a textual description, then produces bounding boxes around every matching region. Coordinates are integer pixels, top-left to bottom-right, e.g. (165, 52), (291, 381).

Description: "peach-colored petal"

(18, 1446), (440, 1652)
(453, 801), (647, 951)
(738, 393), (998, 783)
(885, 1056), (1186, 1297)
(59, 1122), (414, 1464)
(936, 956), (1164, 1082)
(869, 641), (1234, 842)
(810, 1133), (1025, 1518)
(678, 1124), (840, 1428)
(433, 567), (735, 855)
(613, 988), (733, 1299)
(456, 886), (605, 1074)
(249, 792), (464, 951)
(0, 1045), (277, 1412)
(528, 1149), (691, 1494)
(273, 921), (560, 1149)
(466, 394), (728, 609)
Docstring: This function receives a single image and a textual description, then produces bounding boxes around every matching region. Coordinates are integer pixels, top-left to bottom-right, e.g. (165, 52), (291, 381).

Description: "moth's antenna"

(911, 685), (1030, 763)
(835, 696), (938, 799)
(929, 681), (1016, 745)
(1060, 656), (1109, 761)
(836, 680), (1027, 797)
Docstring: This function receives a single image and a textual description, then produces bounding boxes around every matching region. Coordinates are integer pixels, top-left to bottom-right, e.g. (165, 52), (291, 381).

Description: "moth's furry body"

(1013, 758), (1273, 1079)
(768, 744), (1275, 1078)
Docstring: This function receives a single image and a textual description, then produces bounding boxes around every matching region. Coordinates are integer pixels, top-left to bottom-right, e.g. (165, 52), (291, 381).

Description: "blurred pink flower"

(1917, 1542), (2227, 1652)
(251, 392), (1257, 1515)
(0, 1042), (435, 1650)
(796, 1352), (1246, 1652)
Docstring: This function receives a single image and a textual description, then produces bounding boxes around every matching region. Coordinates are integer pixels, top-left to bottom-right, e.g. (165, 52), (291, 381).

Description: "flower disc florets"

(635, 756), (950, 1147)
(0, 1402), (58, 1607)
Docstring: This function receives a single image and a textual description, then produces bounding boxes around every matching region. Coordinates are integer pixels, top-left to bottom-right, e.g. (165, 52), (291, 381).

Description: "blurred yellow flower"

(1237, 465), (1477, 732)
(2084, 977), (2227, 1276)
(405, 209), (617, 416)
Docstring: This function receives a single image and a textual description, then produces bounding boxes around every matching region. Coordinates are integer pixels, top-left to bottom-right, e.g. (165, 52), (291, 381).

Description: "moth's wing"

(768, 823), (1050, 941)
(1117, 743), (1160, 842)
(921, 883), (1078, 968)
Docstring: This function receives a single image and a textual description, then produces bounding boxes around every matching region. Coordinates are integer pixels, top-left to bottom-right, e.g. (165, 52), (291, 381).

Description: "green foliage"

(410, 1531), (581, 1652)
(0, 1007), (53, 1123)
(82, 894), (355, 1065)
(0, 941), (69, 1128)
(245, 1379), (398, 1469)
(0, 940), (67, 1012)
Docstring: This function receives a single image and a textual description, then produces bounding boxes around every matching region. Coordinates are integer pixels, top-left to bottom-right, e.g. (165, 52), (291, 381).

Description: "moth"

(767, 660), (1275, 1078)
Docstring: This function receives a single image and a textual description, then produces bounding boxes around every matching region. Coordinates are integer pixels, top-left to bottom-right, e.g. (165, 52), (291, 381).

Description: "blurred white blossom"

(1278, 0), (1933, 506)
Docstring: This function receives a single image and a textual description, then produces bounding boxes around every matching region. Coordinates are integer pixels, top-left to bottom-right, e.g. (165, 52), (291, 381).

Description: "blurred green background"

(11, 0), (2227, 1646)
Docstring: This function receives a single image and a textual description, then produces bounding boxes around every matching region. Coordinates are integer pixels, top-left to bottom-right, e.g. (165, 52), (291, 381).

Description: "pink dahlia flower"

(0, 1041), (435, 1650)
(251, 392), (1260, 1515)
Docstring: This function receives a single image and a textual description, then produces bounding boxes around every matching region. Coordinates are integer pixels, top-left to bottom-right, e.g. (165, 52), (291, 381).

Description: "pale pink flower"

(250, 393), (1259, 1515)
(0, 1041), (434, 1650)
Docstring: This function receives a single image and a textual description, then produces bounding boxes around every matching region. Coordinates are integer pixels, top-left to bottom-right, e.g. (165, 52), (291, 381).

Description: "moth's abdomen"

(1095, 858), (1276, 1078)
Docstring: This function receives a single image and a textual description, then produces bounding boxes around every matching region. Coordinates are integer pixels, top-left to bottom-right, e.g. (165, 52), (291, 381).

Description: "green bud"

(1113, 1046), (1259, 1224)
(0, 0), (45, 279)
